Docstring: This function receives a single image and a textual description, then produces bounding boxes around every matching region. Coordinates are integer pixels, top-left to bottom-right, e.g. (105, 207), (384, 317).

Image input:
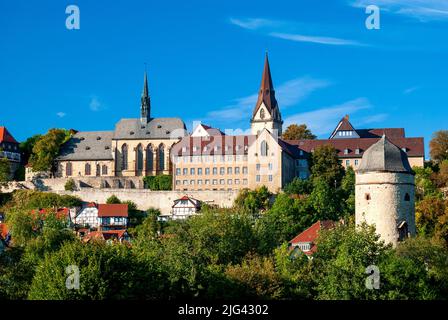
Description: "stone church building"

(56, 72), (187, 180)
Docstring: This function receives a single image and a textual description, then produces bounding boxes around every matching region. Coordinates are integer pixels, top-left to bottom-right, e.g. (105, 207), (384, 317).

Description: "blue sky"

(1, 0), (447, 159)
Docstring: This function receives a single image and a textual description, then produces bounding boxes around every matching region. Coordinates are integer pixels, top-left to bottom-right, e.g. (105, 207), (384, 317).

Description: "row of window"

(175, 175), (274, 186)
(121, 144), (165, 171)
(175, 155), (249, 164)
(176, 179), (248, 186)
(65, 163), (108, 176)
(176, 166), (249, 176)
(175, 164), (275, 176)
(344, 159), (360, 166)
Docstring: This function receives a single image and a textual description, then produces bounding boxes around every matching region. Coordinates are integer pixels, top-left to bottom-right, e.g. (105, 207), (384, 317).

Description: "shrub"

(64, 178), (76, 191)
(143, 175), (172, 190)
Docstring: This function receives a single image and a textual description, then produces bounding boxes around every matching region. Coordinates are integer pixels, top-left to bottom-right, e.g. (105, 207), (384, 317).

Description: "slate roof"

(113, 117), (187, 140)
(57, 131), (114, 161)
(357, 136), (414, 174)
(252, 54), (280, 119)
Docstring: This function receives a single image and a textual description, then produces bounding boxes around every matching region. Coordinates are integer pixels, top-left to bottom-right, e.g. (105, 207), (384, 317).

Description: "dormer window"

(146, 131), (151, 135)
(130, 131), (135, 135)
(355, 148), (360, 154)
(157, 125), (162, 129)
(85, 146), (91, 150)
(96, 136), (101, 140)
(299, 150), (304, 156)
(344, 149), (349, 155)
(402, 147), (407, 152)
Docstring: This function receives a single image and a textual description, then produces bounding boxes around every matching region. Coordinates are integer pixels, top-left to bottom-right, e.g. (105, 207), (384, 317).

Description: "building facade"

(56, 72), (187, 179)
(0, 126), (21, 178)
(171, 55), (299, 193)
(355, 136), (416, 247)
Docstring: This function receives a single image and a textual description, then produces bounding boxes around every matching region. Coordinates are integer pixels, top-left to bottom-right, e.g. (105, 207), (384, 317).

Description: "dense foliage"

(143, 175), (172, 190)
(282, 124), (316, 140)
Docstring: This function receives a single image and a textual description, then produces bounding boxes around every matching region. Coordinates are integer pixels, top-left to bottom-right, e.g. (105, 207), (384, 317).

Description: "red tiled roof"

(0, 224), (9, 239)
(289, 220), (335, 246)
(97, 204), (128, 217)
(87, 202), (97, 208)
(0, 127), (18, 144)
(286, 137), (424, 158)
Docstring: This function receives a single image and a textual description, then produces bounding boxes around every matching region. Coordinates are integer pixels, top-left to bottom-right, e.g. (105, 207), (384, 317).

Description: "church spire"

(141, 71), (151, 123)
(250, 53), (283, 135)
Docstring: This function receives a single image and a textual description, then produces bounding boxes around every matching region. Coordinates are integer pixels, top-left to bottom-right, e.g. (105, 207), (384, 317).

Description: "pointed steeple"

(252, 53), (278, 118)
(140, 71), (151, 123)
(250, 53), (283, 135)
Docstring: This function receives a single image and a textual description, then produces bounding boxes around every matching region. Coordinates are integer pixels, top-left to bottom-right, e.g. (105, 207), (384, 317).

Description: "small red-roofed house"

(161, 195), (201, 221)
(289, 220), (336, 257)
(73, 202), (128, 230)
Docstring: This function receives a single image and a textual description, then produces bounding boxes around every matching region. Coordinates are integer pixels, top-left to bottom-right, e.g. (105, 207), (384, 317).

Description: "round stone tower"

(355, 135), (416, 247)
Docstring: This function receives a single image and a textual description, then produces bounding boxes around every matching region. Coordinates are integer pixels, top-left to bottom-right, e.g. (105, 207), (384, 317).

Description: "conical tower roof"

(357, 135), (413, 174)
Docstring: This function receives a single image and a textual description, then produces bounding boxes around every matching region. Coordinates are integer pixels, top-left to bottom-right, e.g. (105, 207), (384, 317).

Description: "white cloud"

(205, 77), (330, 125)
(350, 0), (448, 21)
(270, 32), (365, 46)
(403, 86), (419, 94)
(283, 98), (373, 135)
(56, 112), (66, 118)
(89, 96), (102, 111)
(357, 113), (389, 125)
(229, 17), (276, 30)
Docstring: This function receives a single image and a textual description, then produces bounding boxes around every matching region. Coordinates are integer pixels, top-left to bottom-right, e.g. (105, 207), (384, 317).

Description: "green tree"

(64, 178), (76, 191)
(416, 196), (447, 244)
(29, 129), (71, 174)
(256, 193), (313, 253)
(0, 157), (11, 185)
(234, 186), (272, 214)
(341, 166), (356, 215)
(19, 134), (42, 165)
(284, 178), (312, 195)
(312, 223), (390, 300)
(224, 253), (283, 299)
(310, 145), (344, 186)
(413, 166), (439, 199)
(282, 124), (316, 140)
(430, 130), (448, 163)
(308, 178), (342, 221)
(106, 195), (121, 204)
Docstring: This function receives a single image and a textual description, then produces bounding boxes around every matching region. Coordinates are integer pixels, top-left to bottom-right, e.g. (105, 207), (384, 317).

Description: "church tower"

(250, 53), (283, 136)
(355, 135), (416, 247)
(140, 71), (151, 124)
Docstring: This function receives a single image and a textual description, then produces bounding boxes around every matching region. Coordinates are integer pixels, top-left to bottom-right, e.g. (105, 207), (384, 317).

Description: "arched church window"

(146, 144), (154, 171)
(404, 193), (410, 201)
(66, 162), (72, 176)
(158, 144), (165, 171)
(122, 144), (128, 170)
(260, 140), (269, 157)
(260, 108), (265, 120)
(85, 163), (91, 176)
(96, 164), (100, 176)
(136, 144), (144, 171)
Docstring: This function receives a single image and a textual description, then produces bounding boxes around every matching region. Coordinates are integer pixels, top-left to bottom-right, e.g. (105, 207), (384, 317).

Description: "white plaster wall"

(355, 171), (415, 247)
(55, 189), (239, 214)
